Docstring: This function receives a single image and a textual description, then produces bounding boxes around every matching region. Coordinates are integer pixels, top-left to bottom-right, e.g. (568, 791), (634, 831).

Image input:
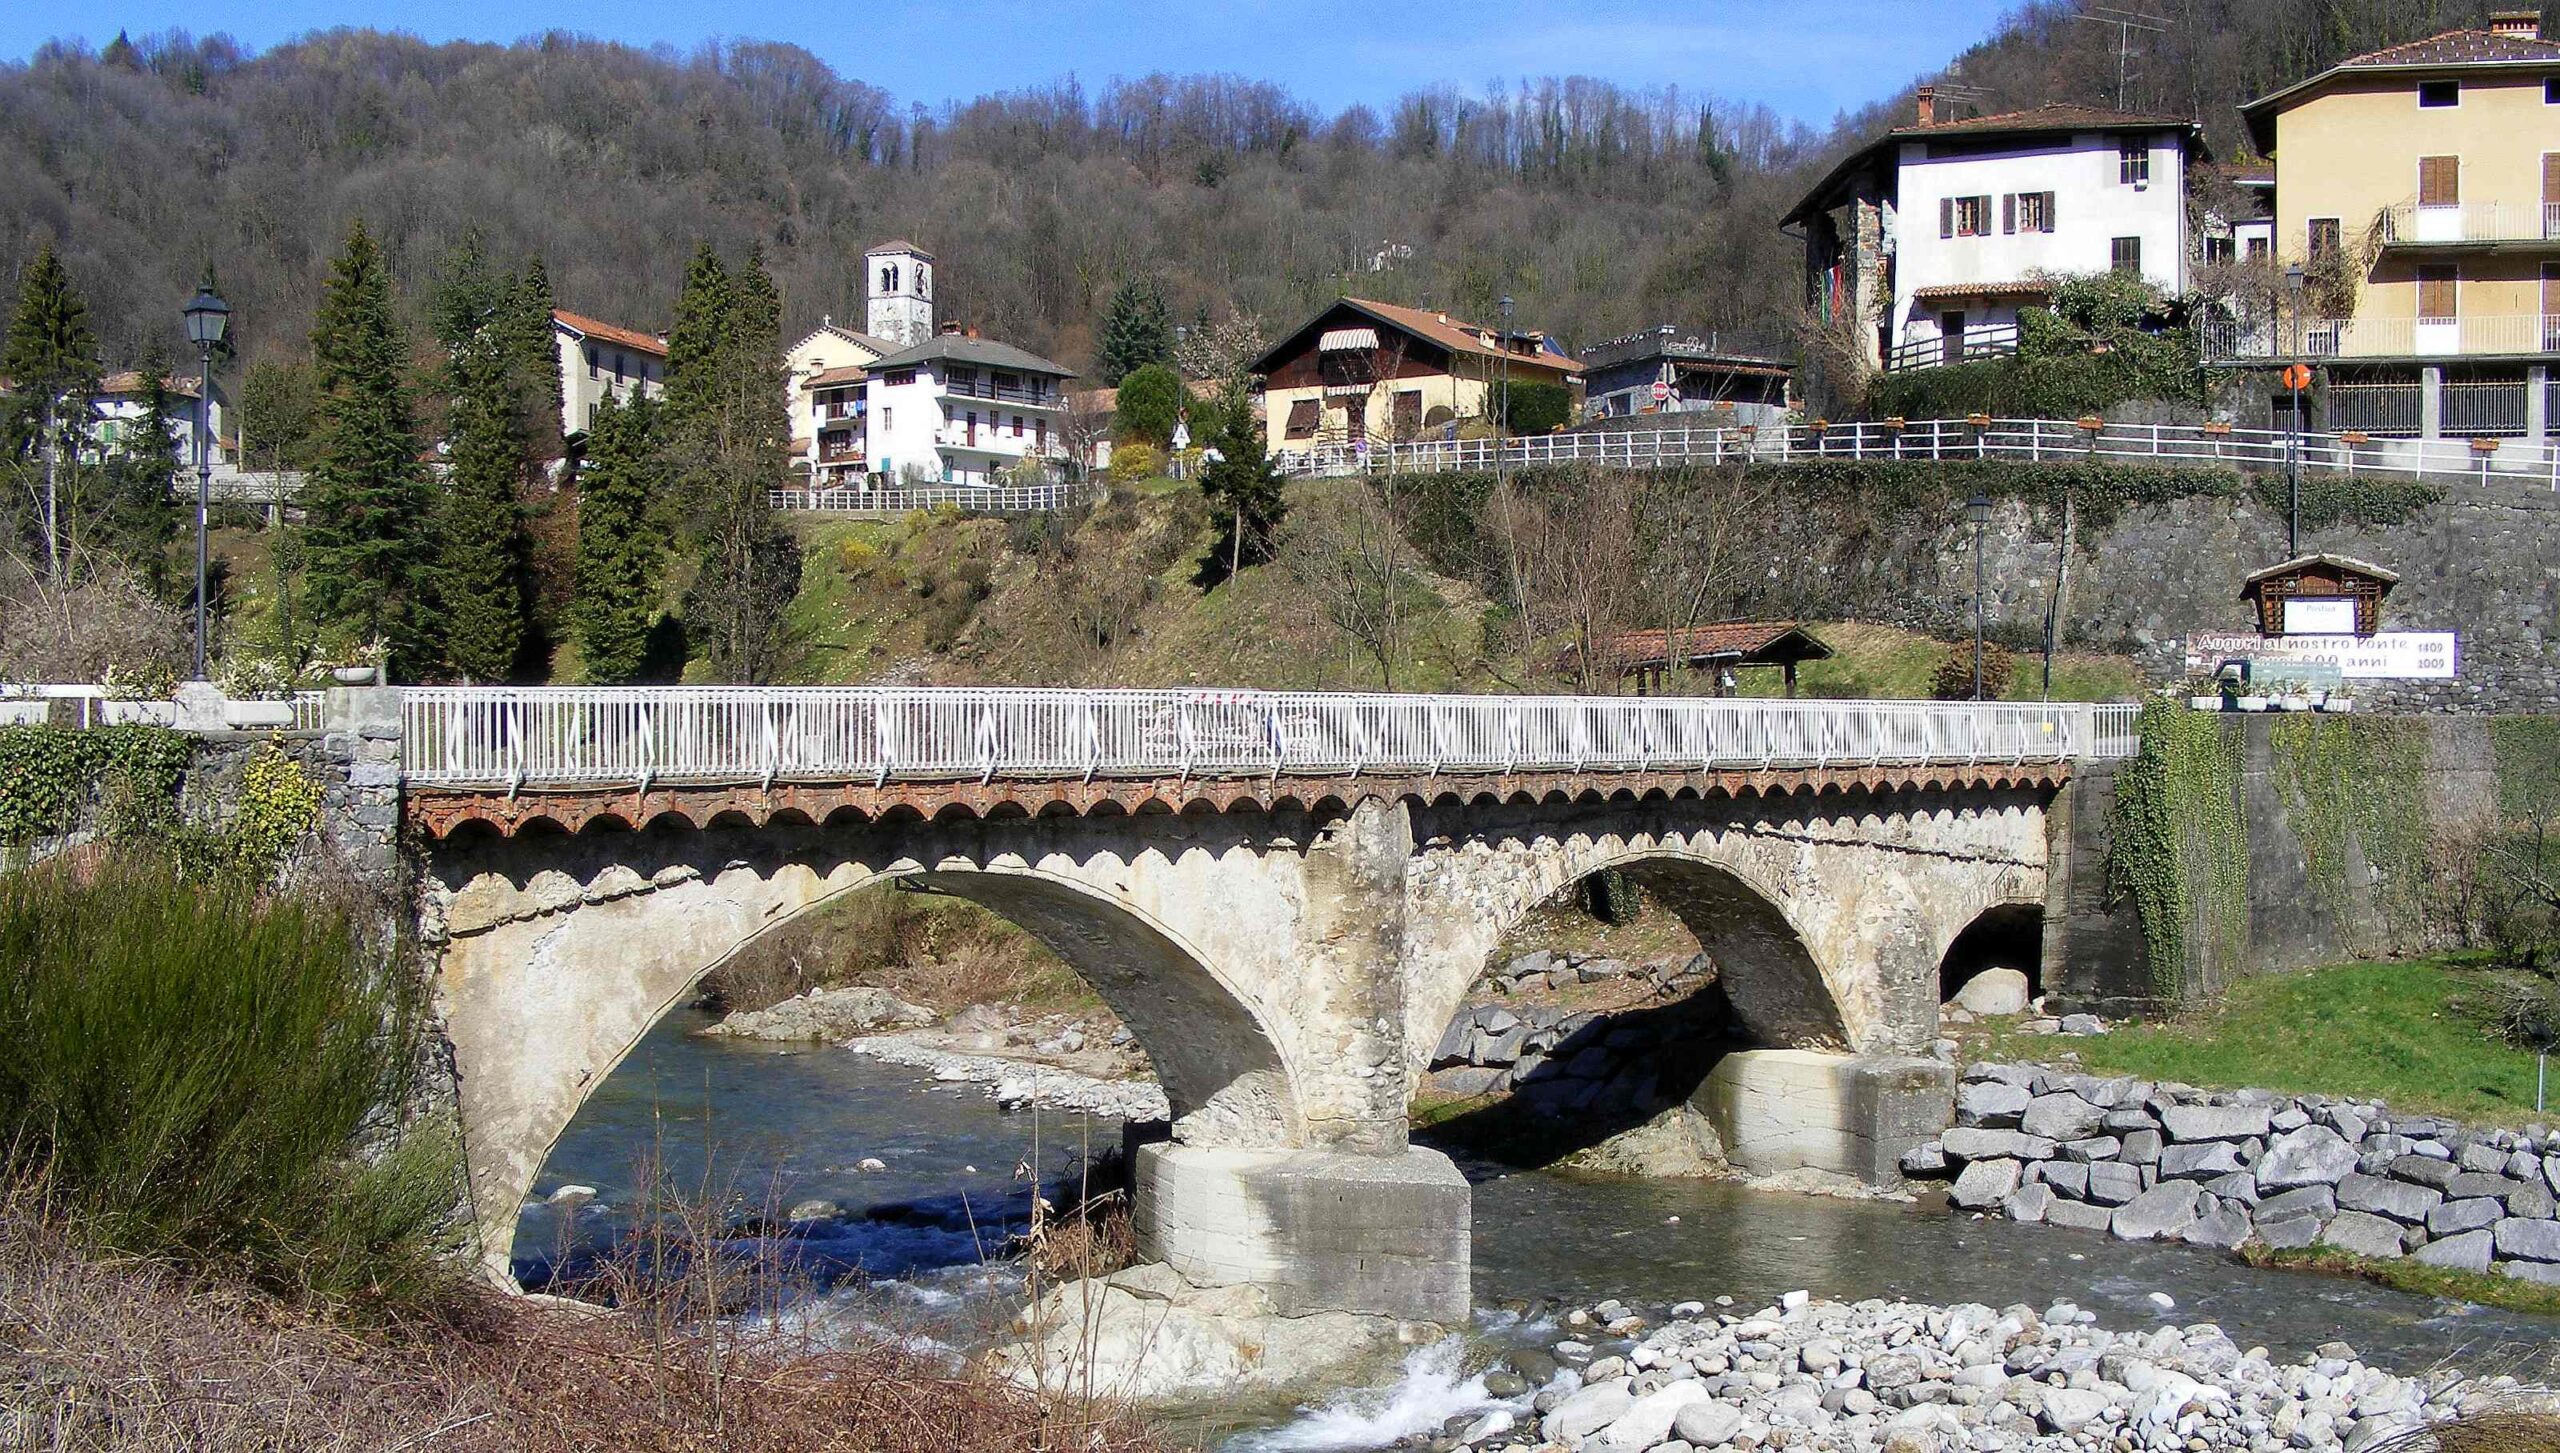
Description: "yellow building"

(2230, 11), (2560, 439)
(1249, 297), (1581, 457)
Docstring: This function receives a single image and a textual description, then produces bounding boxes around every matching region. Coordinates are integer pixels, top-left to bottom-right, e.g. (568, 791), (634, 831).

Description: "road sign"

(2282, 363), (2313, 392)
(1650, 381), (1672, 403)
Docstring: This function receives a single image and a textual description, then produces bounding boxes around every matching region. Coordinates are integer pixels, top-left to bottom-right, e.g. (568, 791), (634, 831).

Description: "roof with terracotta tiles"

(1252, 297), (1584, 378)
(553, 309), (667, 357)
(1560, 622), (1836, 673)
(2243, 23), (2560, 135)
(1783, 104), (2203, 226)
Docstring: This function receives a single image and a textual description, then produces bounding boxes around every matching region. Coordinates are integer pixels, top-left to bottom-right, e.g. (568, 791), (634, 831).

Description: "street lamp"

(183, 282), (229, 681)
(1498, 294), (1514, 483)
(2282, 263), (2308, 558)
(1966, 492), (1993, 701)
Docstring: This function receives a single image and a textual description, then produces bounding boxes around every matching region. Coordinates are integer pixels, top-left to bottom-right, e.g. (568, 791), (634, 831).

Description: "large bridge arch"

(427, 816), (1330, 1282)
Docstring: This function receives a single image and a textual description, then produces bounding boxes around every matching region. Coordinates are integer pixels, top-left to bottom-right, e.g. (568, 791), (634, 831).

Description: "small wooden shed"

(1569, 622), (1836, 696)
(2240, 554), (2398, 638)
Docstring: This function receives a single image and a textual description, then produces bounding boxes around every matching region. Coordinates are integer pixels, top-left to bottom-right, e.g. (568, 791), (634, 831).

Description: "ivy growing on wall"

(2245, 474), (2444, 531)
(0, 724), (193, 848)
(2109, 699), (2249, 1000)
(180, 740), (325, 887)
(2490, 717), (2560, 823)
(2267, 715), (2434, 950)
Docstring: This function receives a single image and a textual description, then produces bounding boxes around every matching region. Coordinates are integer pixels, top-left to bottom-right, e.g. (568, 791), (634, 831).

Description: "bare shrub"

(0, 561), (187, 685)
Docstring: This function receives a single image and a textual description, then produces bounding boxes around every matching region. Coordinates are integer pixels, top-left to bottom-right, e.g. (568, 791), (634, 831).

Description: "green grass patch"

(2239, 1242), (2560, 1318)
(1733, 621), (2138, 704)
(1973, 959), (2548, 1126)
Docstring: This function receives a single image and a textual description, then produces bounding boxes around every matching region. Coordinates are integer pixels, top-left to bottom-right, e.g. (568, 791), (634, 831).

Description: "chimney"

(939, 320), (963, 335)
(965, 326), (980, 339)
(1915, 85), (1937, 127)
(2488, 9), (2541, 38)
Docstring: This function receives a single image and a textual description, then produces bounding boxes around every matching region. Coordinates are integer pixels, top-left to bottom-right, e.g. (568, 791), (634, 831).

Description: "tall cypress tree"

(665, 242), (799, 684)
(1, 244), (102, 580)
(1096, 277), (1173, 386)
(509, 255), (565, 462)
(302, 218), (432, 673)
(570, 393), (664, 682)
(429, 232), (533, 681)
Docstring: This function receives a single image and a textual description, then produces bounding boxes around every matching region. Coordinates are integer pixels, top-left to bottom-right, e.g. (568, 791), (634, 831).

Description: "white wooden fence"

(1277, 417), (2560, 491)
(398, 686), (2138, 791)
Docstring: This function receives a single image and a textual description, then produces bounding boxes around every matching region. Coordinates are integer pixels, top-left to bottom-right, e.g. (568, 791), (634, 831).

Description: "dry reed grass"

(0, 1204), (1170, 1453)
(2369, 1411), (2560, 1453)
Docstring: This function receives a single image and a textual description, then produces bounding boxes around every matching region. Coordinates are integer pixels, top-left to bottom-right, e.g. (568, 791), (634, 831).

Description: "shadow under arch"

(448, 852), (1301, 1281)
(1938, 899), (2047, 1004)
(1409, 848), (1848, 1174)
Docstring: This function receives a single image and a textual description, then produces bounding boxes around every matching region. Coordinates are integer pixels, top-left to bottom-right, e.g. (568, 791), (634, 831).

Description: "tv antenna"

(2074, 4), (2168, 110)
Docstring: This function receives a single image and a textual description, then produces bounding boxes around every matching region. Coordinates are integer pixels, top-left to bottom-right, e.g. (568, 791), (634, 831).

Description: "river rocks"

(1949, 1158), (2023, 1210)
(2259, 1124), (2359, 1189)
(1947, 968), (2031, 1017)
(701, 986), (936, 1041)
(842, 1034), (1171, 1121)
(1441, 1291), (2548, 1453)
(2112, 1183), (2202, 1241)
(1909, 1062), (2560, 1284)
(2415, 1228), (2497, 1273)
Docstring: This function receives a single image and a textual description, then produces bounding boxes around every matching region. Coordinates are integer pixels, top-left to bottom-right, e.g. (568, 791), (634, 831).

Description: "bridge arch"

(430, 829), (1305, 1282)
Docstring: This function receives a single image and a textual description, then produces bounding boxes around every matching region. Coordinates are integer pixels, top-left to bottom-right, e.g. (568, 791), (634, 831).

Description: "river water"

(525, 1014), (2560, 1448)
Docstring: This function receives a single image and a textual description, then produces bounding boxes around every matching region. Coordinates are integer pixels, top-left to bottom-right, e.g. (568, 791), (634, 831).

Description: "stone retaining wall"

(1908, 1062), (2560, 1285)
(1420, 950), (1721, 1112)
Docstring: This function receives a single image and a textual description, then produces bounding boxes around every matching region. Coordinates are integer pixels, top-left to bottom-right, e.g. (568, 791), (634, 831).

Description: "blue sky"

(5, 1), (2021, 124)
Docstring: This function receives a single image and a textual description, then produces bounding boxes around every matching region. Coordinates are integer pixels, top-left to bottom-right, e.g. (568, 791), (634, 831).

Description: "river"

(524, 1013), (2560, 1448)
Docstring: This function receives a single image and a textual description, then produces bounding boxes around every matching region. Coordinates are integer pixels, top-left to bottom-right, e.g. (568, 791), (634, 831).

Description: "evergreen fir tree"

(101, 344), (183, 593)
(1, 244), (102, 579)
(669, 243), (798, 683)
(301, 218), (432, 673)
(428, 232), (535, 680)
(1096, 277), (1173, 386)
(1197, 380), (1286, 583)
(569, 393), (664, 682)
(509, 255), (565, 460)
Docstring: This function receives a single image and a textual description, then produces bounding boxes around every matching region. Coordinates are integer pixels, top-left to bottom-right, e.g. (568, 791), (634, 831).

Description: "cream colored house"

(2225, 11), (2560, 438)
(553, 310), (665, 440)
(1250, 297), (1581, 457)
(786, 320), (895, 478)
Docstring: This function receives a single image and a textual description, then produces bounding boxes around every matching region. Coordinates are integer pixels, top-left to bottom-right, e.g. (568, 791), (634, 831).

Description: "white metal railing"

(1884, 323), (2023, 374)
(771, 483), (1074, 515)
(1276, 417), (2560, 490)
(397, 687), (2137, 790)
(2380, 200), (2560, 246)
(2209, 313), (2560, 361)
(0, 685), (328, 732)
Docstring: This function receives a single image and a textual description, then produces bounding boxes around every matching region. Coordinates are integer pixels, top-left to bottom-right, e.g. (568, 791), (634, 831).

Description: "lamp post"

(1498, 294), (1514, 482)
(1967, 492), (1992, 701)
(183, 283), (229, 681)
(2283, 263), (2307, 558)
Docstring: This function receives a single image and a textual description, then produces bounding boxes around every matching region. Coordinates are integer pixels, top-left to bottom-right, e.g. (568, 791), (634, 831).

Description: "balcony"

(2378, 201), (2560, 249)
(942, 376), (1059, 407)
(2205, 312), (2560, 361)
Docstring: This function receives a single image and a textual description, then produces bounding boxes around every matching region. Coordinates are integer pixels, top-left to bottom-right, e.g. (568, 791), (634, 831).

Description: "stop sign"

(1650, 381), (1672, 402)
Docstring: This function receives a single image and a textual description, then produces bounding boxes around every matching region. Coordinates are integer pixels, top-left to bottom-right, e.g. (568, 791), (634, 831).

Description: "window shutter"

(2418, 155), (2459, 207)
(1941, 197), (1955, 238)
(2003, 195), (2016, 234)
(2543, 151), (2560, 206)
(2042, 192), (2058, 232)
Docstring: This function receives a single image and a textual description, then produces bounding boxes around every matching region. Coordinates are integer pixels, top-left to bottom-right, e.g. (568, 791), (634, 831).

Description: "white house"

(786, 320), (894, 482)
(863, 325), (1074, 487)
(1786, 96), (2204, 372)
(553, 309), (665, 439)
(91, 370), (229, 466)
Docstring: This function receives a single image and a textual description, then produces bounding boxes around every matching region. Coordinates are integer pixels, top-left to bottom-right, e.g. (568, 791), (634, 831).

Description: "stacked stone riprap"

(1422, 952), (1724, 1109)
(1907, 1063), (2560, 1285)
(1439, 1292), (2540, 1452)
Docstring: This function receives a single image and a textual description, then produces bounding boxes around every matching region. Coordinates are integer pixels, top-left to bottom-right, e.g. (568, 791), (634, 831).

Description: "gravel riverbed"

(840, 1032), (1171, 1122)
(1413, 1292), (2551, 1452)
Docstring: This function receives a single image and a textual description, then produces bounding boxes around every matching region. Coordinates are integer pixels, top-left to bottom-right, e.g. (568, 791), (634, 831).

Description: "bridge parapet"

(398, 686), (2134, 799)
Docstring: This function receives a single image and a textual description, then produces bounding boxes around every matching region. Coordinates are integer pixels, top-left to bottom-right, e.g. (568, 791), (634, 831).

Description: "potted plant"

(100, 660), (180, 725)
(218, 656), (299, 728)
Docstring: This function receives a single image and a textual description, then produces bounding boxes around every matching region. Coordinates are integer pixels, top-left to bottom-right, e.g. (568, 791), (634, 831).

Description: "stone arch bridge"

(367, 686), (2135, 1324)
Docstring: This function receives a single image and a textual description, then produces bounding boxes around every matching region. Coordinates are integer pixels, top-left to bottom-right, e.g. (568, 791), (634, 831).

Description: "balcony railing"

(1884, 323), (2023, 374)
(2379, 201), (2560, 247)
(770, 482), (1074, 516)
(943, 377), (1059, 406)
(2206, 313), (2560, 361)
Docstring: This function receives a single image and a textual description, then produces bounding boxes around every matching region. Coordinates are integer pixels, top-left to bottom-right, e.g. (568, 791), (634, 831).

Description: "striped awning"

(1319, 327), (1381, 352)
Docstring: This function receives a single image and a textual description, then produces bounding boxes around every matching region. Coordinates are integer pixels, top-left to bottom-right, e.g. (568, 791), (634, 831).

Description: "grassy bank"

(2237, 1240), (2560, 1319)
(1964, 958), (2549, 1128)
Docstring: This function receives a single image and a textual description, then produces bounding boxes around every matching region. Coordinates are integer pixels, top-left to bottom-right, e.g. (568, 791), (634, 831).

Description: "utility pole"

(1498, 294), (1514, 487)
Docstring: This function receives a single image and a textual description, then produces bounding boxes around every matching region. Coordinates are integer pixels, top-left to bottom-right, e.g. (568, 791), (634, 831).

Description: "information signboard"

(2183, 631), (2457, 680)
